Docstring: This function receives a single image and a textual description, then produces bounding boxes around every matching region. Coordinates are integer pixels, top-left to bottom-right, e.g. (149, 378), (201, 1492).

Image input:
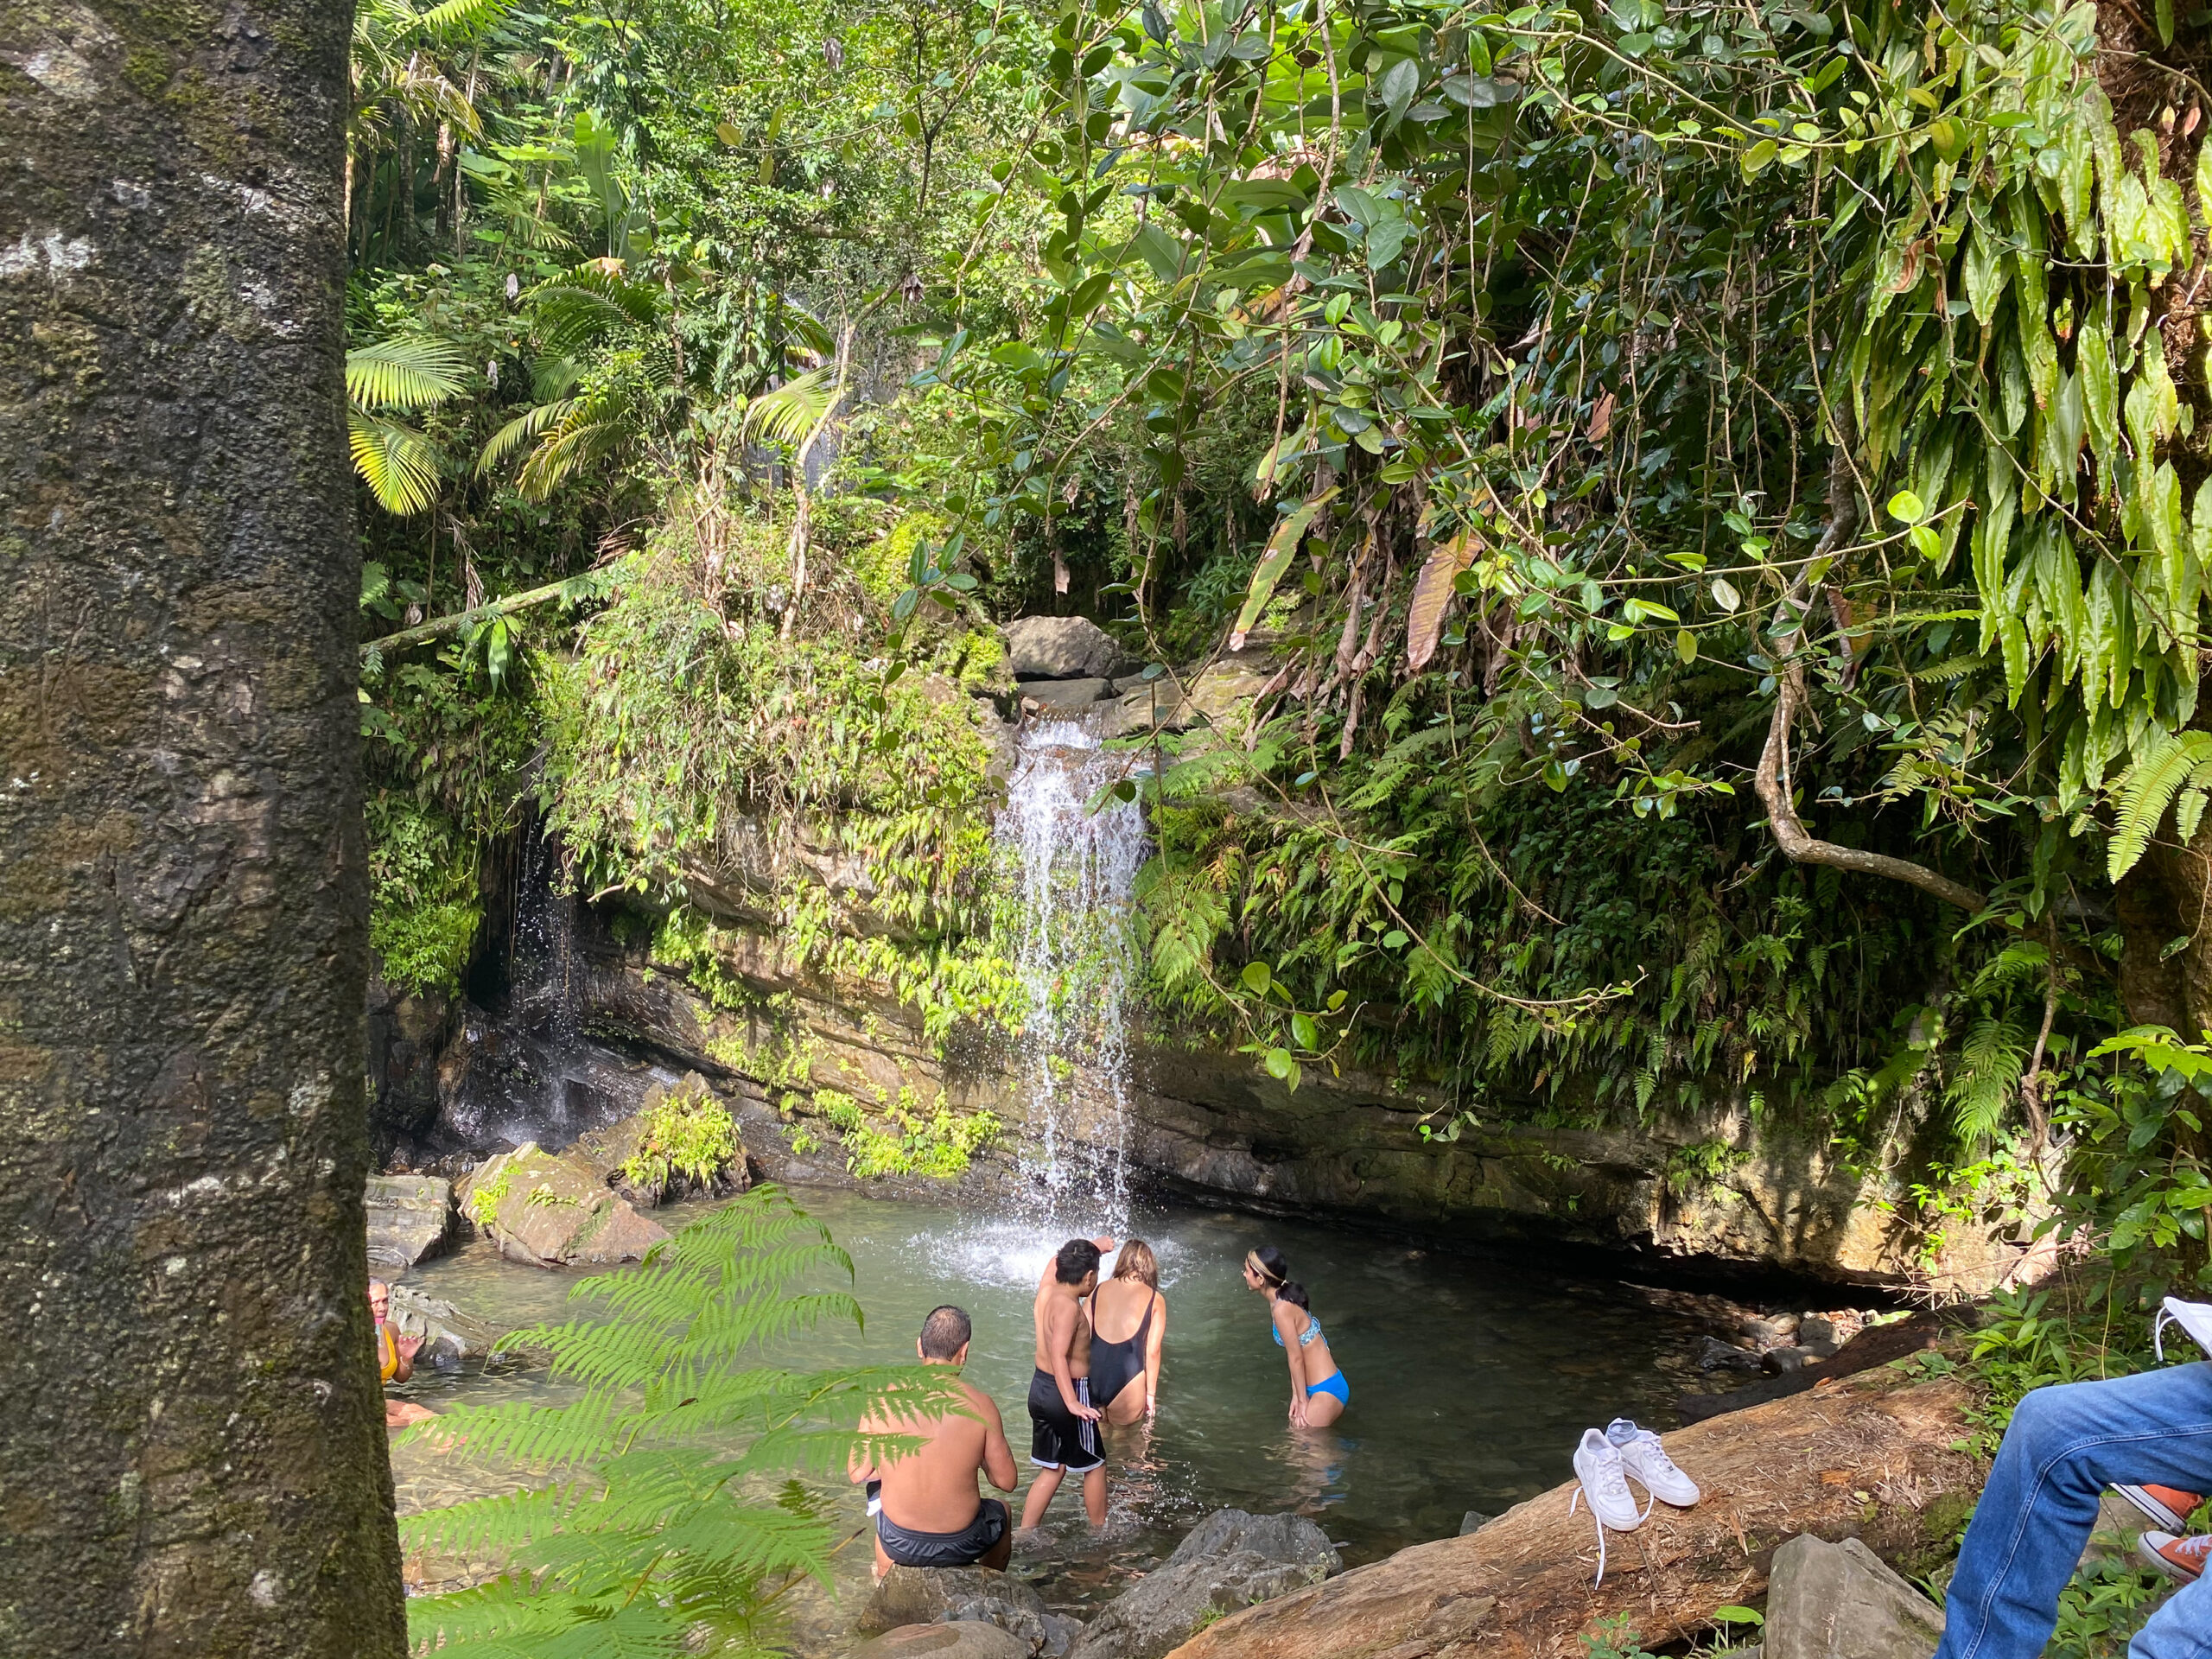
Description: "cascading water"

(993, 717), (1149, 1234)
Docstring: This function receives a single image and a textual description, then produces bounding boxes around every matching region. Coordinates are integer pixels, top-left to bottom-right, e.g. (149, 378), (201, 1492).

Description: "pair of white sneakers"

(1569, 1418), (1701, 1586)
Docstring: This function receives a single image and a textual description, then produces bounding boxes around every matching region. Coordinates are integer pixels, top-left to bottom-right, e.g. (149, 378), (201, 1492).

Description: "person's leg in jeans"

(2132, 1567), (2212, 1659)
(1936, 1363), (2212, 1659)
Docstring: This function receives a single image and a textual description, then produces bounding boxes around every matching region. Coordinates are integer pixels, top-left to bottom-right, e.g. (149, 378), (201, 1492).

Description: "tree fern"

(403, 1186), (965, 1657)
(2107, 729), (2212, 880)
(1948, 1014), (2030, 1147)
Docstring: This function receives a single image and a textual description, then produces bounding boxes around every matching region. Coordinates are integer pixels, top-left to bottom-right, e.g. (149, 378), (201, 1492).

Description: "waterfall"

(993, 718), (1148, 1233)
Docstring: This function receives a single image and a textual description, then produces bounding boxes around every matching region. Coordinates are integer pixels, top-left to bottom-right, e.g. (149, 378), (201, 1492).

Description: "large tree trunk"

(0, 1), (407, 1654)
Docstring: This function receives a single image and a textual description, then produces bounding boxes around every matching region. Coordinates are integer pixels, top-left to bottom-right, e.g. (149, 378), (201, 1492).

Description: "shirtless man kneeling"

(850, 1306), (1017, 1579)
(1021, 1236), (1115, 1529)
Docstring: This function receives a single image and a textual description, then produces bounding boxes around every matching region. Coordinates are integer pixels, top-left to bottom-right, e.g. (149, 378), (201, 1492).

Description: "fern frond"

(1948, 1014), (2029, 1146)
(346, 334), (471, 410)
(413, 0), (522, 37)
(2109, 730), (2212, 879)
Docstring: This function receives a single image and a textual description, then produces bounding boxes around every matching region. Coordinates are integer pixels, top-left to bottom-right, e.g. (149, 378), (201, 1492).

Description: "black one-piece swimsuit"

(1087, 1289), (1156, 1410)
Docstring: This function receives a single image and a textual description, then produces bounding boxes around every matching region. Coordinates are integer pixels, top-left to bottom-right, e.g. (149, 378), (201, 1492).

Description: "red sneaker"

(2116, 1484), (2204, 1532)
(2139, 1530), (2212, 1584)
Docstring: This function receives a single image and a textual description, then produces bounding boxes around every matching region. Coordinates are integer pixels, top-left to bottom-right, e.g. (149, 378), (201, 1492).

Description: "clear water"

(393, 1186), (1714, 1622)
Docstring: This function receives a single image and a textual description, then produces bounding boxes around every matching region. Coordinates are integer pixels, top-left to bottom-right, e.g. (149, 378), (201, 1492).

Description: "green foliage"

(1580, 1616), (1658, 1659)
(467, 1159), (516, 1226)
(812, 1085), (1000, 1179)
(366, 794), (483, 996)
(404, 1187), (967, 1656)
(620, 1080), (743, 1203)
(540, 530), (1022, 1039)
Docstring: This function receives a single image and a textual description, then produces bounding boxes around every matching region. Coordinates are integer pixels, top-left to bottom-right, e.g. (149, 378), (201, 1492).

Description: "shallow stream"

(392, 1185), (1721, 1629)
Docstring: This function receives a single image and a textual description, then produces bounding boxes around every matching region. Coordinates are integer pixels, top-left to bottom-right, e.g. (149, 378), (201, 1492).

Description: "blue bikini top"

(1272, 1311), (1324, 1349)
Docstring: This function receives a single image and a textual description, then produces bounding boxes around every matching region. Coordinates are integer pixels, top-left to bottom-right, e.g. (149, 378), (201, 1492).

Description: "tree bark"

(0, 1), (408, 1654)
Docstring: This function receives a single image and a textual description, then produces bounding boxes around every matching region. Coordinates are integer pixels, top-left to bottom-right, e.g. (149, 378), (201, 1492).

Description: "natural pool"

(392, 1185), (1720, 1627)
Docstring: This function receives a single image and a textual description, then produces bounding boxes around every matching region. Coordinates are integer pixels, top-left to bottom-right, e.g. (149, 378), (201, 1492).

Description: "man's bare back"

(857, 1372), (1015, 1532)
(850, 1306), (1015, 1577)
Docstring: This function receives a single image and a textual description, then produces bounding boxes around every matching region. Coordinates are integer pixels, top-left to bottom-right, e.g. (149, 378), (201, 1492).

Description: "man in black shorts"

(1020, 1236), (1113, 1529)
(850, 1306), (1018, 1576)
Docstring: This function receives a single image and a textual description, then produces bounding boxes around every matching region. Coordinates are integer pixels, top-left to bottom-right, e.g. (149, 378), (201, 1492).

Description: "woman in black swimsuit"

(1089, 1240), (1166, 1427)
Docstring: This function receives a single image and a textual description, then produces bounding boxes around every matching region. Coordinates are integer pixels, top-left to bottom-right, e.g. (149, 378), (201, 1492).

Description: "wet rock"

(1459, 1511), (1491, 1536)
(1742, 1314), (1798, 1345)
(569, 1071), (748, 1207)
(461, 1142), (671, 1268)
(1764, 1534), (1944, 1659)
(861, 1567), (1049, 1640)
(1698, 1336), (1764, 1374)
(1039, 1614), (1087, 1659)
(1798, 1316), (1837, 1346)
(854, 1624), (1031, 1659)
(1004, 615), (1124, 679)
(1067, 1510), (1340, 1659)
(1020, 677), (1113, 714)
(366, 1174), (454, 1268)
(386, 1284), (492, 1371)
(1166, 1510), (1341, 1575)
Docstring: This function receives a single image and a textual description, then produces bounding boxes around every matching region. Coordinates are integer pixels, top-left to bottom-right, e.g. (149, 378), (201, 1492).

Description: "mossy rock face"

(470, 1143), (671, 1267)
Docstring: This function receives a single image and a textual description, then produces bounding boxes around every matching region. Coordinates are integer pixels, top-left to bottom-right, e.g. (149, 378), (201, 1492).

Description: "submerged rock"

(385, 1284), (493, 1370)
(1764, 1534), (1944, 1659)
(861, 1567), (1049, 1641)
(1004, 615), (1124, 679)
(366, 1173), (454, 1268)
(1066, 1510), (1338, 1659)
(461, 1142), (671, 1268)
(854, 1624), (1030, 1659)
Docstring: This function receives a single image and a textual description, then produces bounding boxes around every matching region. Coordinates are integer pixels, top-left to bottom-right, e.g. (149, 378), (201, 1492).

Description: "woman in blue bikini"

(1243, 1247), (1348, 1427)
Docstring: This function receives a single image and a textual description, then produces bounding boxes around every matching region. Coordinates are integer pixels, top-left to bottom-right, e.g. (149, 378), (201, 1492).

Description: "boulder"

(366, 1174), (454, 1268)
(463, 1142), (671, 1268)
(1004, 615), (1123, 680)
(385, 1284), (493, 1371)
(569, 1071), (748, 1206)
(1164, 1510), (1339, 1576)
(1066, 1510), (1338, 1659)
(1458, 1511), (1491, 1536)
(1764, 1534), (1944, 1659)
(1020, 677), (1113, 714)
(854, 1624), (1030, 1659)
(861, 1567), (1050, 1640)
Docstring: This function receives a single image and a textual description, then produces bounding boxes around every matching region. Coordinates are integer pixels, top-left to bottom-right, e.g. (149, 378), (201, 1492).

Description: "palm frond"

(478, 398), (582, 477)
(414, 0), (523, 39)
(346, 334), (472, 410)
(739, 369), (835, 450)
(349, 410), (445, 515)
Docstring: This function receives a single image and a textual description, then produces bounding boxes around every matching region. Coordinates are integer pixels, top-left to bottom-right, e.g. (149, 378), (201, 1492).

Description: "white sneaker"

(1608, 1418), (1700, 1508)
(1572, 1427), (1648, 1530)
(1569, 1427), (1651, 1587)
(2156, 1298), (2212, 1362)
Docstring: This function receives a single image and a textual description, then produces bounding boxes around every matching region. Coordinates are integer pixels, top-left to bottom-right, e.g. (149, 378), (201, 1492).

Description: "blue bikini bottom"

(1306, 1370), (1349, 1405)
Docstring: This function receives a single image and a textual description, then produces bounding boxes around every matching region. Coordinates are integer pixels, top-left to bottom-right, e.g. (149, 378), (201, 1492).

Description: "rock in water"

(861, 1567), (1050, 1640)
(366, 1173), (454, 1268)
(854, 1624), (1031, 1659)
(1004, 615), (1124, 679)
(1164, 1510), (1341, 1575)
(461, 1142), (671, 1268)
(1764, 1535), (1944, 1659)
(1459, 1511), (1491, 1536)
(1020, 677), (1114, 713)
(385, 1284), (491, 1370)
(1067, 1510), (1340, 1659)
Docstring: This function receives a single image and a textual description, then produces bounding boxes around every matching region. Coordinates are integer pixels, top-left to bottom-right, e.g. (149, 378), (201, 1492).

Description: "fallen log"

(1678, 1308), (1963, 1426)
(1166, 1370), (1980, 1659)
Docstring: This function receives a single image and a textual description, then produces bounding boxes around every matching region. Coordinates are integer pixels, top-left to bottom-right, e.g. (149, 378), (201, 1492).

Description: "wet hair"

(1245, 1247), (1306, 1306)
(919, 1304), (973, 1359)
(1055, 1238), (1103, 1285)
(1112, 1240), (1160, 1287)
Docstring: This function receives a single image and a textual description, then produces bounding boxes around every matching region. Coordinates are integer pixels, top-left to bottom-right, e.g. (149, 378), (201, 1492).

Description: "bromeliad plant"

(402, 1186), (966, 1655)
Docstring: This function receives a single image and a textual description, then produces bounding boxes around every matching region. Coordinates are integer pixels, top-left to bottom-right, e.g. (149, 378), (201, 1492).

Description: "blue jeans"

(1936, 1362), (2212, 1659)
